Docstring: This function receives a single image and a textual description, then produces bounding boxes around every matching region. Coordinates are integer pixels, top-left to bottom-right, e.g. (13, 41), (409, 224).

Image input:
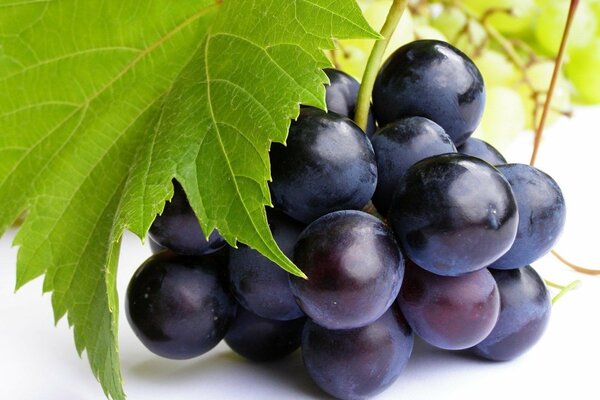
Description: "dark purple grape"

(324, 68), (376, 137)
(371, 116), (457, 215)
(149, 180), (226, 255)
(373, 40), (485, 146)
(302, 306), (413, 400)
(458, 137), (507, 165)
(270, 108), (377, 223)
(126, 252), (235, 360)
(289, 210), (403, 330)
(398, 262), (500, 350)
(472, 266), (551, 361)
(489, 164), (566, 269)
(388, 154), (518, 276)
(225, 306), (305, 362)
(148, 236), (167, 254)
(228, 209), (305, 320)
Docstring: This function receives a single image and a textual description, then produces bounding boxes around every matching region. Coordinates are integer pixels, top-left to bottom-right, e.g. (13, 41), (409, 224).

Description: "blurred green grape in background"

(329, 0), (600, 149)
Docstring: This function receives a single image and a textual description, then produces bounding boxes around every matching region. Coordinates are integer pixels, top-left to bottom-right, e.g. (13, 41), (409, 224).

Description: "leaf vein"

(213, 32), (320, 104)
(203, 33), (274, 253)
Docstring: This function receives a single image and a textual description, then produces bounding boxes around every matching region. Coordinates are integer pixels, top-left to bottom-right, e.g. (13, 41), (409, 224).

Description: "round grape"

(228, 209), (305, 321)
(388, 154), (518, 276)
(398, 261), (500, 350)
(289, 210), (403, 330)
(373, 40), (485, 146)
(458, 137), (507, 165)
(302, 306), (413, 400)
(489, 164), (566, 269)
(472, 266), (551, 361)
(225, 306), (305, 362)
(270, 108), (377, 224)
(371, 116), (457, 215)
(149, 180), (226, 255)
(148, 236), (167, 254)
(126, 252), (235, 360)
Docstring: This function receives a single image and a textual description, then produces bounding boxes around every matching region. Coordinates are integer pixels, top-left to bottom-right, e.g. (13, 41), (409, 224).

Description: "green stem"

(530, 0), (580, 166)
(551, 279), (581, 305)
(355, 0), (408, 132)
(544, 279), (565, 290)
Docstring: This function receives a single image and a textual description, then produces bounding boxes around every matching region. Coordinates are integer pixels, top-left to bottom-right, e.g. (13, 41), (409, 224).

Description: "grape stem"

(550, 279), (581, 305)
(361, 200), (385, 221)
(551, 250), (600, 276)
(534, 0), (597, 277)
(529, 0), (580, 166)
(354, 0), (408, 132)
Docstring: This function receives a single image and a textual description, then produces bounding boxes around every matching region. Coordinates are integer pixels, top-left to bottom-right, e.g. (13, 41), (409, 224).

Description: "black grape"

(126, 252), (235, 360)
(489, 164), (566, 269)
(388, 154), (518, 276)
(324, 68), (376, 137)
(224, 306), (305, 362)
(302, 306), (413, 400)
(458, 137), (507, 165)
(149, 180), (226, 255)
(371, 116), (457, 215)
(398, 261), (500, 350)
(373, 40), (485, 146)
(270, 108), (377, 224)
(228, 209), (305, 321)
(148, 236), (167, 254)
(472, 266), (551, 361)
(289, 210), (403, 330)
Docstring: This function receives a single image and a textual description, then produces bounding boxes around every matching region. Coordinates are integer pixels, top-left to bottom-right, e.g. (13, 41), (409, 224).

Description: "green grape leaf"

(0, 0), (377, 398)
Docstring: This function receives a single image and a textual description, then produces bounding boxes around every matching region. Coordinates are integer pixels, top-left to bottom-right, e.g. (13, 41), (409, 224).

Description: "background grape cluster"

(331, 0), (600, 150)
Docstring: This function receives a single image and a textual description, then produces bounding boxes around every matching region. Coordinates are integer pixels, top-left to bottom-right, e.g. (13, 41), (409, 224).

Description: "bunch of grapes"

(332, 0), (600, 150)
(126, 39), (566, 399)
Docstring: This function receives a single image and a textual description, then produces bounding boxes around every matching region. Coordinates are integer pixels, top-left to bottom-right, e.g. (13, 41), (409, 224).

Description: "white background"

(1, 107), (599, 400)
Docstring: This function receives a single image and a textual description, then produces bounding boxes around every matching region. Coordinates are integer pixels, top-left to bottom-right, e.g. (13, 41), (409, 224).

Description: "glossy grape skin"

(302, 306), (413, 400)
(324, 68), (376, 137)
(388, 154), (518, 276)
(148, 236), (167, 254)
(228, 209), (305, 321)
(458, 137), (507, 165)
(224, 307), (305, 362)
(373, 40), (485, 146)
(126, 252), (235, 360)
(270, 108), (377, 223)
(149, 180), (226, 255)
(490, 164), (566, 269)
(472, 266), (551, 361)
(398, 262), (500, 350)
(289, 210), (403, 330)
(371, 117), (457, 215)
